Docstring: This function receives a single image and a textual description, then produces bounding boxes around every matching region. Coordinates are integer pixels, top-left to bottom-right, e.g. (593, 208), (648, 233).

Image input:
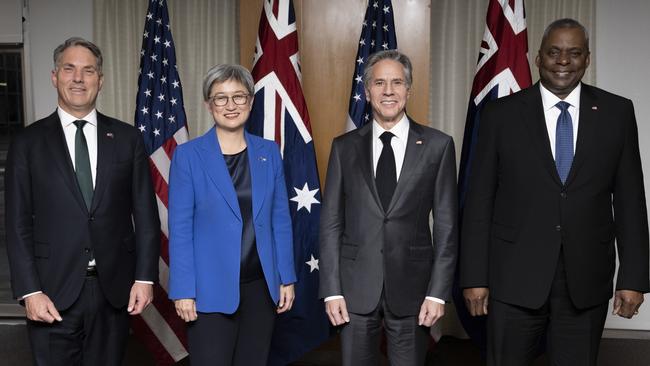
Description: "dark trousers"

(26, 276), (129, 366)
(488, 255), (609, 366)
(340, 292), (430, 366)
(187, 278), (277, 366)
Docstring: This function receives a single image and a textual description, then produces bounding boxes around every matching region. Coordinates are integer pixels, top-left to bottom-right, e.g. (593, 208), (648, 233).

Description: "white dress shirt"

(540, 83), (581, 158)
(325, 114), (445, 305)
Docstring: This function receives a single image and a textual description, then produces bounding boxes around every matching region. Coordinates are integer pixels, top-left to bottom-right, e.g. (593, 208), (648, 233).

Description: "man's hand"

(128, 282), (153, 315)
(174, 299), (197, 322)
(418, 299), (445, 327)
(24, 293), (62, 323)
(325, 298), (350, 326)
(277, 284), (295, 314)
(613, 290), (644, 319)
(463, 287), (489, 316)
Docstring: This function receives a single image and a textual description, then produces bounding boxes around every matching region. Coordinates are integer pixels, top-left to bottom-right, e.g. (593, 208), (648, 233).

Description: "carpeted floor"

(1, 322), (649, 365)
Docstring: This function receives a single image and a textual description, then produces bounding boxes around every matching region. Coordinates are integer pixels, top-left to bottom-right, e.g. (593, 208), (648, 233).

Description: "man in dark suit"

(319, 50), (458, 365)
(5, 37), (160, 365)
(461, 19), (649, 365)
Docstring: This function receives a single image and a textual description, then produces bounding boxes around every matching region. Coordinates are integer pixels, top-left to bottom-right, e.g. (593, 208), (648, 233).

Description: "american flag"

(247, 0), (329, 364)
(346, 0), (397, 131)
(132, 0), (190, 364)
(454, 0), (532, 355)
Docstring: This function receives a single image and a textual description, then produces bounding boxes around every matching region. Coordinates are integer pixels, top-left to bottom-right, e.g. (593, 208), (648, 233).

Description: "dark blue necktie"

(555, 101), (573, 184)
(73, 120), (94, 209)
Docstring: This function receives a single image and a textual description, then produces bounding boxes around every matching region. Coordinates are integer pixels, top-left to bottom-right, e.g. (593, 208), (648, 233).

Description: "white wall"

(23, 0), (93, 122)
(596, 0), (650, 331)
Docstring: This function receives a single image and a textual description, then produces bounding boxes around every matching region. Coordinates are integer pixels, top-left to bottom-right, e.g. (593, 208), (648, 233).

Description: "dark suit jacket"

(5, 111), (160, 310)
(319, 118), (458, 317)
(460, 83), (650, 310)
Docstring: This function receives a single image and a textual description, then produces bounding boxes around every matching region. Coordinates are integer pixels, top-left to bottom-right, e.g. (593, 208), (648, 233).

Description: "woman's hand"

(174, 298), (198, 322)
(277, 284), (295, 314)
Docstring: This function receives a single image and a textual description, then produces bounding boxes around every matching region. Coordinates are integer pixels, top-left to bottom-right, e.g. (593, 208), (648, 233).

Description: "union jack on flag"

(455, 0), (532, 355)
(248, 0), (330, 364)
(132, 0), (190, 364)
(346, 0), (397, 131)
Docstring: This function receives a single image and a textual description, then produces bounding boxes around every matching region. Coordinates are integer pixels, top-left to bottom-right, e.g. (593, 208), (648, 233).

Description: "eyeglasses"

(209, 94), (250, 107)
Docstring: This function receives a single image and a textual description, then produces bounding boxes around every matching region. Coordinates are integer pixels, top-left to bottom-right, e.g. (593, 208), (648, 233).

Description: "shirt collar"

(540, 82), (581, 112)
(372, 113), (410, 142)
(57, 106), (98, 128)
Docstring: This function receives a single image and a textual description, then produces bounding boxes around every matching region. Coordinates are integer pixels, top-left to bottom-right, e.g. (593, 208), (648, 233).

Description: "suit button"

(89, 216), (95, 221)
(560, 192), (567, 198)
(555, 225), (562, 231)
(84, 248), (90, 253)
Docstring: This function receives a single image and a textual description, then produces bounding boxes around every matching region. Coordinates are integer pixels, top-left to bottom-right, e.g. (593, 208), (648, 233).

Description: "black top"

(223, 148), (265, 283)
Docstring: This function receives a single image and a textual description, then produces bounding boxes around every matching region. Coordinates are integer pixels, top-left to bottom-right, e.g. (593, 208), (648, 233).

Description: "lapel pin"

(592, 106), (598, 110)
(106, 132), (114, 138)
(415, 140), (423, 145)
(259, 156), (267, 162)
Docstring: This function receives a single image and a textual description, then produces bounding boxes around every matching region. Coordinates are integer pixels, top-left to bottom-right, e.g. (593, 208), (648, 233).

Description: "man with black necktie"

(5, 37), (160, 365)
(461, 19), (649, 365)
(319, 50), (458, 365)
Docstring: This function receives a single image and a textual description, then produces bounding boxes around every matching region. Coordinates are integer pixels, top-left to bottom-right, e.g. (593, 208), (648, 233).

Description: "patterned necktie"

(73, 120), (94, 209)
(376, 131), (396, 211)
(555, 101), (573, 184)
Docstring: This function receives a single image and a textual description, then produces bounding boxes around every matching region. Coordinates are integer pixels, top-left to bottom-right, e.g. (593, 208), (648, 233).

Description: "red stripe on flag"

(131, 314), (177, 366)
(149, 160), (169, 208)
(162, 137), (178, 160)
(159, 233), (170, 266)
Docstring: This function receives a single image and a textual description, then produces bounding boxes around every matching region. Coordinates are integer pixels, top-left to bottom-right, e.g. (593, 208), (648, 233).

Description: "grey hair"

(363, 50), (413, 90)
(202, 64), (255, 101)
(541, 18), (590, 51)
(53, 37), (103, 75)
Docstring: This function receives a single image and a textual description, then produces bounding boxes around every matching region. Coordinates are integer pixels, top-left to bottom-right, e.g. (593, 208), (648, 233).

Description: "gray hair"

(363, 50), (413, 90)
(541, 18), (590, 51)
(53, 37), (103, 75)
(202, 64), (255, 101)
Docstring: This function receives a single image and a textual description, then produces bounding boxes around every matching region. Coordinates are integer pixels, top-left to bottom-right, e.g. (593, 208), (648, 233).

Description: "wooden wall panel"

(240, 0), (430, 185)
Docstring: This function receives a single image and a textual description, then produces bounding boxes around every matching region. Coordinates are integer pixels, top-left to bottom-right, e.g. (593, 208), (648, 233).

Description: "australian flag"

(248, 0), (330, 364)
(454, 0), (532, 356)
(346, 0), (397, 131)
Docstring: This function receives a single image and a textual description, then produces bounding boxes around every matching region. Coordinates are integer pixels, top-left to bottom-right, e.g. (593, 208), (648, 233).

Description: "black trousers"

(26, 276), (129, 366)
(187, 278), (277, 366)
(340, 291), (430, 366)
(488, 254), (609, 366)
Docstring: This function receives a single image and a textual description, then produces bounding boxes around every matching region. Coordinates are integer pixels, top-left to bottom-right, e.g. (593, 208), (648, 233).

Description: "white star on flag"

(305, 254), (319, 273)
(356, 57), (364, 65)
(290, 183), (320, 213)
(153, 128), (161, 136)
(155, 111), (163, 119)
(144, 88), (152, 97)
(164, 40), (171, 48)
(353, 93), (362, 102)
(138, 124), (146, 132)
(355, 74), (363, 83)
(172, 80), (179, 88)
(154, 36), (160, 44)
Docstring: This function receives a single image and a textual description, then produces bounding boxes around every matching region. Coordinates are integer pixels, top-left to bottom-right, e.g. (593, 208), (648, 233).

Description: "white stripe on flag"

(140, 304), (188, 362)
(151, 146), (171, 184)
(263, 85), (276, 142)
(158, 256), (170, 293)
(346, 114), (357, 132)
(174, 126), (189, 145)
(156, 196), (169, 238)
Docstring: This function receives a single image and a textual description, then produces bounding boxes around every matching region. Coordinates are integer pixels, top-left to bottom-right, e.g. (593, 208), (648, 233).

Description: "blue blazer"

(168, 127), (296, 313)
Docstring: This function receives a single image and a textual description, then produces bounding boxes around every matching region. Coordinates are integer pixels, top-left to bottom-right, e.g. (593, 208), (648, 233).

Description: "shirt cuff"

(135, 280), (154, 285)
(324, 295), (344, 302)
(425, 296), (445, 304)
(21, 291), (43, 300)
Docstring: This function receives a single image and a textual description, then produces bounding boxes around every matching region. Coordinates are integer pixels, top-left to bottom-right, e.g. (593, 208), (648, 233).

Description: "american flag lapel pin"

(592, 106), (598, 110)
(415, 140), (423, 145)
(106, 132), (114, 138)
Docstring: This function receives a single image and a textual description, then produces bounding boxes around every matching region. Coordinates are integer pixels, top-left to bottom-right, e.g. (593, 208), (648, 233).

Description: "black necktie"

(73, 120), (93, 209)
(376, 131), (396, 211)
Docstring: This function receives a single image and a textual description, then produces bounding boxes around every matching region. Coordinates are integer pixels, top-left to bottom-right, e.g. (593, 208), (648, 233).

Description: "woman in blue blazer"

(168, 64), (296, 366)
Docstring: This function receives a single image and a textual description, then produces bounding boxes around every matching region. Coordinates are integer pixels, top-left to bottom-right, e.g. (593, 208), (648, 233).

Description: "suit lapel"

(354, 123), (383, 211)
(197, 127), (242, 220)
(44, 112), (88, 213)
(564, 84), (598, 186)
(386, 120), (426, 214)
(90, 114), (115, 212)
(245, 132), (267, 220)
(521, 85), (564, 186)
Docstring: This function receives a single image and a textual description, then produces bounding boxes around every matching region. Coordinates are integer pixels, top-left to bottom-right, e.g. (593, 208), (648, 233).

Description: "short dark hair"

(53, 37), (103, 75)
(363, 50), (413, 90)
(540, 18), (590, 52)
